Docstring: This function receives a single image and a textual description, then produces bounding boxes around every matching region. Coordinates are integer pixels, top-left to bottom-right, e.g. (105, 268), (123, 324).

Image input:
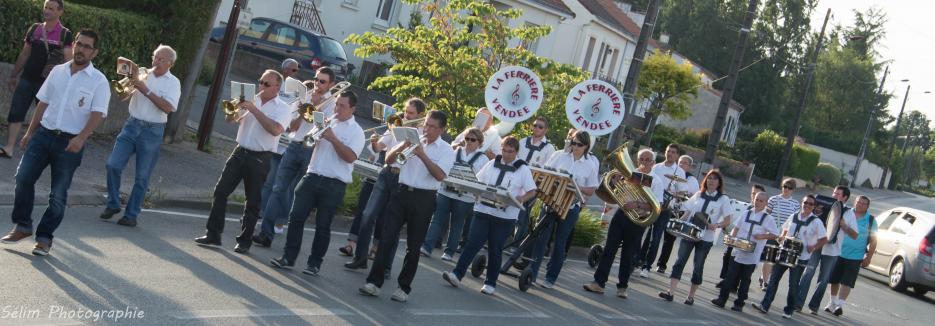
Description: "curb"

(0, 192), (106, 207)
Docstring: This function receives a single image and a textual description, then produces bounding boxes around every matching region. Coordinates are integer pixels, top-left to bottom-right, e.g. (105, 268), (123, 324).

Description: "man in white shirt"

(254, 67), (336, 246)
(2, 30), (109, 256)
(99, 45), (181, 227)
(270, 91), (365, 274)
(655, 154), (700, 273)
(359, 110), (455, 302)
(639, 143), (686, 277)
(712, 191), (779, 312)
(195, 70), (292, 253)
(798, 185), (858, 314)
(512, 116), (555, 245)
(753, 195), (827, 319)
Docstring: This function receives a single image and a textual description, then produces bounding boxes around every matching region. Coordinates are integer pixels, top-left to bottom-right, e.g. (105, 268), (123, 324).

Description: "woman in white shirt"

(659, 170), (733, 305)
(442, 136), (537, 295)
(528, 130), (600, 288)
(421, 127), (489, 260)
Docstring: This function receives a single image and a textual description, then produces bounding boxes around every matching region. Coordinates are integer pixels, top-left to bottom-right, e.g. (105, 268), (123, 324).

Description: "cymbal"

(664, 174), (687, 183)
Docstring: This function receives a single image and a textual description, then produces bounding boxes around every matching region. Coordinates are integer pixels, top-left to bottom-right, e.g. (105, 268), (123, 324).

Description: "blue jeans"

(798, 254), (838, 310)
(259, 142), (313, 239)
(353, 167), (399, 262)
(7, 77), (43, 123)
(105, 117), (165, 219)
(422, 194), (474, 256)
(281, 173), (347, 268)
(760, 259), (806, 315)
(11, 127), (84, 244)
(530, 205), (581, 283)
(452, 212), (515, 287)
(669, 239), (713, 285)
(260, 153), (282, 214)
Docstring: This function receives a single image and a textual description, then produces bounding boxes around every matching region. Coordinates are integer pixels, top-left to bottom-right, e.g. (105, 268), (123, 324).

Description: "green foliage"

(198, 55), (217, 86)
(636, 52), (703, 143)
(345, 0), (588, 143)
(925, 147), (935, 182)
(572, 208), (605, 247)
(338, 175), (364, 217)
(814, 163), (843, 187)
(751, 130), (786, 179)
(788, 145), (820, 181)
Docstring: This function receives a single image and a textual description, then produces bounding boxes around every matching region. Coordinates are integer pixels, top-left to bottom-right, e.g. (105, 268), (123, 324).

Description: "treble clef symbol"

(511, 84), (521, 106)
(589, 97), (602, 118)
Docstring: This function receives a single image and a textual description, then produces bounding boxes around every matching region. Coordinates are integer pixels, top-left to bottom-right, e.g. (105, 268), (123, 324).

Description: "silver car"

(865, 207), (935, 295)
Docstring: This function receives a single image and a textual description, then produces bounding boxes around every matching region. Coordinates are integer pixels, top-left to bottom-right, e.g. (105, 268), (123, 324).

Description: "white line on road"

(171, 308), (354, 320)
(143, 209), (352, 237)
(599, 313), (717, 324)
(403, 309), (550, 318)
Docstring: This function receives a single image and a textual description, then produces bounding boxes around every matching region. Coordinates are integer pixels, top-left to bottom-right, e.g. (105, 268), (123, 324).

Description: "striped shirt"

(767, 194), (799, 230)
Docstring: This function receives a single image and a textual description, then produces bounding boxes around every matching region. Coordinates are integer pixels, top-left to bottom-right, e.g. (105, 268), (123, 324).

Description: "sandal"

(0, 148), (10, 159)
(658, 291), (674, 302)
(338, 244), (353, 256)
(684, 297), (694, 305)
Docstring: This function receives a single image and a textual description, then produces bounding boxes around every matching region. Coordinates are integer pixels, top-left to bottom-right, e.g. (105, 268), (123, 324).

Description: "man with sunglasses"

(194, 70), (292, 253)
(759, 178), (801, 289)
(639, 144), (686, 277)
(253, 67), (336, 247)
(511, 116), (556, 247)
(796, 185), (858, 314)
(752, 195), (827, 319)
(1, 29), (108, 256)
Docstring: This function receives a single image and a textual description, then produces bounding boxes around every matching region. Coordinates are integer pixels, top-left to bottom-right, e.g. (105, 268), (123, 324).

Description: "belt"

(310, 173), (346, 186)
(235, 146), (270, 156)
(383, 165), (400, 174)
(40, 126), (77, 138)
(399, 184), (435, 194)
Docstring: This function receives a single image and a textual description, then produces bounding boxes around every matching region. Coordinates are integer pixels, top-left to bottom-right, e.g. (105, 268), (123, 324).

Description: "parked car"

(864, 207), (935, 295)
(210, 17), (350, 80)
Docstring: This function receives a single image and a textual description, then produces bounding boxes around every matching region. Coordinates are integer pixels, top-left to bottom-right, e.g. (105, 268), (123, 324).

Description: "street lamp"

(879, 79), (912, 189)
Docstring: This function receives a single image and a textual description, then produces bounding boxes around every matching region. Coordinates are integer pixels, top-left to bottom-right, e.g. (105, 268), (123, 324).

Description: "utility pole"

(851, 65), (888, 188)
(775, 8), (831, 185)
(880, 83), (910, 189)
(197, 0), (243, 151)
(607, 0), (662, 151)
(703, 0), (759, 166)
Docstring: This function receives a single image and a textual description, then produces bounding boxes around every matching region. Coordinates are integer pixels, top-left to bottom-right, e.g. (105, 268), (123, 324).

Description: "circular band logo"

(565, 80), (625, 136)
(484, 66), (543, 123)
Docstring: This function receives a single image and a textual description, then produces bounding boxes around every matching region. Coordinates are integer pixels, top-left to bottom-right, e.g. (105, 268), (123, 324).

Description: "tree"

(345, 0), (588, 143)
(636, 52), (703, 145)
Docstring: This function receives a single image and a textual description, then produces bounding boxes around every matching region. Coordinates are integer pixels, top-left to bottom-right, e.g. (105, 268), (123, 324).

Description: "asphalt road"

(0, 200), (932, 326)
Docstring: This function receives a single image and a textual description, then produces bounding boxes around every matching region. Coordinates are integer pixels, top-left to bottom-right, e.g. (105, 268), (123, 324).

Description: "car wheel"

(888, 259), (908, 292)
(912, 286), (929, 296)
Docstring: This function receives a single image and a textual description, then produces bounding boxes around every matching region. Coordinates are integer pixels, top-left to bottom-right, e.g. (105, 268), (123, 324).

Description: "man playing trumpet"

(99, 45), (181, 226)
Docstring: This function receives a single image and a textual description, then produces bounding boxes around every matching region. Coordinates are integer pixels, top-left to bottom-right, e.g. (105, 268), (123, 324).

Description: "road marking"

(143, 209), (351, 237)
(403, 308), (550, 318)
(171, 308), (353, 320)
(598, 313), (717, 324)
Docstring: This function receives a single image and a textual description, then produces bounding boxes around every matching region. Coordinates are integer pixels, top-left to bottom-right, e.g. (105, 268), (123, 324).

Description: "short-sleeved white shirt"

(235, 95), (292, 152)
(731, 209), (779, 265)
(305, 116), (365, 183)
(821, 208), (858, 257)
(128, 70), (180, 123)
(682, 174), (700, 195)
(545, 151), (600, 206)
(473, 158), (537, 220)
(783, 212), (827, 261)
(455, 128), (502, 156)
(398, 137), (456, 191)
(35, 61), (111, 134)
(517, 136), (555, 166)
(682, 191), (733, 242)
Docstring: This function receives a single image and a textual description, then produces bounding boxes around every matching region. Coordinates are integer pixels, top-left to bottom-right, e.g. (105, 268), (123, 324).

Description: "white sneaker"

(358, 283), (380, 296)
(391, 288), (409, 302)
(274, 225), (284, 234)
(540, 280), (555, 289)
(441, 253), (453, 261)
(480, 284), (496, 295)
(782, 313), (792, 319)
(442, 271), (460, 288)
(420, 247), (431, 257)
(639, 268), (649, 278)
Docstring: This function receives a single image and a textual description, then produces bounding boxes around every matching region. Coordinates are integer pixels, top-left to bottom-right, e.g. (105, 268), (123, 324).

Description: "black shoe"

(116, 217), (137, 227)
(752, 302), (767, 314)
(302, 265), (320, 276)
(684, 297), (694, 305)
(715, 280), (724, 288)
(658, 291), (674, 302)
(233, 243), (250, 254)
(194, 235), (221, 246)
(711, 299), (726, 308)
(655, 266), (666, 273)
(252, 234), (272, 248)
(344, 259), (367, 270)
(270, 257), (294, 269)
(100, 207), (121, 220)
(833, 306), (843, 316)
(731, 305), (743, 312)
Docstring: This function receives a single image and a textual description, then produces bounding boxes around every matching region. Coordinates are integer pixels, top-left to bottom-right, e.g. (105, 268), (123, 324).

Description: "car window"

(878, 211), (901, 230)
(267, 25), (298, 46)
(319, 38), (347, 60)
(298, 33), (312, 49)
(889, 215), (914, 235)
(927, 225), (935, 242)
(244, 19), (271, 39)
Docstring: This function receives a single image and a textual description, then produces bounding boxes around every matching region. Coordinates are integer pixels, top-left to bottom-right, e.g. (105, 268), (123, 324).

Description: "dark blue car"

(211, 17), (350, 80)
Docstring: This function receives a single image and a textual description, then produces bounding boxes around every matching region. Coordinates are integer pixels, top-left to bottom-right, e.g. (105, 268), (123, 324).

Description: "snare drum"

(722, 235), (756, 252)
(780, 238), (804, 253)
(667, 219), (704, 242)
(776, 248), (800, 267)
(761, 244), (780, 262)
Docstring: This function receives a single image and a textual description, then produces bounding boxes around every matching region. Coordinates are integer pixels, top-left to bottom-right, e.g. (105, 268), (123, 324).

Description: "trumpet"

(300, 81), (352, 123)
(303, 112), (332, 147)
(222, 96), (247, 121)
(111, 64), (150, 101)
(395, 138), (423, 165)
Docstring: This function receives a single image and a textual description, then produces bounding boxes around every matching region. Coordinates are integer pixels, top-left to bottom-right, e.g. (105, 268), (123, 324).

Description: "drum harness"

(743, 209), (767, 241)
(693, 191), (723, 230)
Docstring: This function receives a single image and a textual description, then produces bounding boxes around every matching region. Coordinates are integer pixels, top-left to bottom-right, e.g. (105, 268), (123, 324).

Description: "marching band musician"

(528, 130), (599, 289)
(512, 116), (556, 244)
(717, 184), (765, 289)
(194, 70), (292, 253)
(638, 144), (686, 278)
(759, 178), (801, 290)
(100, 45), (180, 227)
(655, 155), (700, 272)
(442, 136), (538, 295)
(421, 127), (489, 260)
(583, 148), (662, 298)
(453, 107), (501, 160)
(752, 195), (827, 319)
(252, 67), (336, 246)
(797, 185), (858, 314)
(269, 90), (365, 274)
(711, 191), (779, 312)
(659, 170), (733, 305)
(342, 98), (427, 270)
(359, 110), (455, 302)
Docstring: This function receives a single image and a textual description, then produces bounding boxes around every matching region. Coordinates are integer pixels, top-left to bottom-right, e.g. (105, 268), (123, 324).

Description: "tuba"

(595, 141), (662, 227)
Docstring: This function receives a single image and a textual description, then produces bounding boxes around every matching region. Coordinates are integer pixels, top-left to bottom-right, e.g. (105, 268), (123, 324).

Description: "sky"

(812, 0), (935, 126)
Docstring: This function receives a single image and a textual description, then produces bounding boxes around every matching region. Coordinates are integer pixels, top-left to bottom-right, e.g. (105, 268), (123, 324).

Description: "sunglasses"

(533, 124), (546, 129)
(570, 141), (586, 147)
(464, 137), (478, 143)
(316, 78), (329, 84)
(803, 202), (816, 207)
(258, 80), (273, 88)
(783, 185), (794, 189)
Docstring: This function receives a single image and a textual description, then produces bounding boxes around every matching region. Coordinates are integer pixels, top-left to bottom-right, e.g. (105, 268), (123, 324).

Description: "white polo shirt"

(545, 151), (600, 206)
(455, 128), (501, 156)
(731, 209), (779, 265)
(35, 61), (110, 134)
(682, 191), (733, 242)
(784, 212), (827, 261)
(517, 136), (555, 165)
(235, 95), (292, 152)
(652, 161), (686, 194)
(306, 115), (365, 183)
(128, 69), (180, 123)
(821, 208), (858, 257)
(438, 147), (489, 203)
(682, 174), (700, 195)
(473, 158), (537, 220)
(398, 137), (455, 191)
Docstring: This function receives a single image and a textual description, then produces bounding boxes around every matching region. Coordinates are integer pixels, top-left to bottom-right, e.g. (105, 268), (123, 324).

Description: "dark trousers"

(719, 246), (734, 279)
(349, 179), (375, 238)
(452, 212), (515, 287)
(669, 239), (713, 285)
(593, 210), (646, 289)
(281, 173), (347, 268)
(657, 231), (677, 269)
(205, 146), (271, 246)
(366, 185), (436, 294)
(354, 167), (399, 262)
(760, 259), (806, 315)
(717, 260), (757, 307)
(639, 209), (672, 269)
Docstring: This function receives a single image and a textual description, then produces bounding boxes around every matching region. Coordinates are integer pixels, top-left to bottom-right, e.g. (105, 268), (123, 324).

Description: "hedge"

(751, 130), (786, 179)
(814, 163), (842, 187)
(788, 145), (820, 181)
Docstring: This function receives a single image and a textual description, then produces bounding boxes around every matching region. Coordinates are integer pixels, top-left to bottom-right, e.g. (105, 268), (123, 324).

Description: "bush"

(814, 163), (842, 187)
(572, 208), (605, 247)
(649, 125), (681, 153)
(198, 56), (216, 86)
(751, 130), (786, 179)
(338, 175), (364, 217)
(788, 145), (820, 181)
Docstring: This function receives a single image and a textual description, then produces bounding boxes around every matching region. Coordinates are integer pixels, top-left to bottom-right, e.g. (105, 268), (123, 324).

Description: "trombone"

(111, 57), (150, 101)
(299, 81), (352, 123)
